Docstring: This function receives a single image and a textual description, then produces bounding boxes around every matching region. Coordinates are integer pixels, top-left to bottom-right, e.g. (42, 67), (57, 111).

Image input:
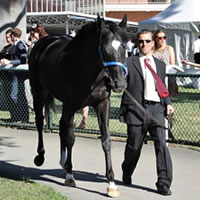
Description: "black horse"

(28, 15), (129, 197)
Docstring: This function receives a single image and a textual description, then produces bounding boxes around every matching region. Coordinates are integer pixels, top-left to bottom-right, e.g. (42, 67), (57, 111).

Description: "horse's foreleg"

(95, 102), (120, 197)
(59, 113), (76, 187)
(100, 129), (120, 197)
(33, 98), (45, 166)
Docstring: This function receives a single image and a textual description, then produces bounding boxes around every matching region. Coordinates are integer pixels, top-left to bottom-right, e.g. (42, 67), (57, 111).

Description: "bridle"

(104, 62), (128, 76)
(98, 31), (128, 76)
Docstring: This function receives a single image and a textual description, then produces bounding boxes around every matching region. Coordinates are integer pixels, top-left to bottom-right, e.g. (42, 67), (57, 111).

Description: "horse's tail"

(44, 94), (55, 118)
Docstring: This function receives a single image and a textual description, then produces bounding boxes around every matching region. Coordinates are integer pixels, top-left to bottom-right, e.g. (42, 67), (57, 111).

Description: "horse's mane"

(62, 19), (130, 58)
(74, 20), (129, 43)
(105, 20), (130, 43)
(75, 21), (97, 39)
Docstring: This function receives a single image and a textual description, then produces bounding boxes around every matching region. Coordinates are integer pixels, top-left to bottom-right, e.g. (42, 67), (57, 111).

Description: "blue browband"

(104, 62), (128, 76)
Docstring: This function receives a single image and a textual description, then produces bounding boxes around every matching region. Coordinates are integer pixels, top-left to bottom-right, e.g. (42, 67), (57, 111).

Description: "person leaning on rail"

(181, 59), (200, 68)
(0, 27), (29, 123)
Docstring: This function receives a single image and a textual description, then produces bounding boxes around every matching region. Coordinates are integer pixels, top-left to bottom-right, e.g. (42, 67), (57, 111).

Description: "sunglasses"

(138, 40), (152, 44)
(157, 36), (167, 40)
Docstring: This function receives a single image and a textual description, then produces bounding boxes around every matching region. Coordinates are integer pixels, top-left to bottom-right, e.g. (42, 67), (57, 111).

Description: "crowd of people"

(0, 25), (48, 123)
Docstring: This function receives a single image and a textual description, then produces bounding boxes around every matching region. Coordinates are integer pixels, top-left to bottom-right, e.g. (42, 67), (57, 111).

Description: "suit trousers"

(122, 102), (173, 188)
(7, 72), (29, 122)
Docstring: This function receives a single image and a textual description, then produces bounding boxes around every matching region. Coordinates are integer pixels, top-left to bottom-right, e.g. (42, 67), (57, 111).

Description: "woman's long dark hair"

(31, 24), (48, 39)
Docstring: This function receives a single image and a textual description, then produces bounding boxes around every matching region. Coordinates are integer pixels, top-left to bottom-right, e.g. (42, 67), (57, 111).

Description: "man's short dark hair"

(137, 29), (153, 40)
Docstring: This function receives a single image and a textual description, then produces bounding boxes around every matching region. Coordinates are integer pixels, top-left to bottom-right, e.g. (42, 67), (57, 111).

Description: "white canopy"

(138, 0), (200, 69)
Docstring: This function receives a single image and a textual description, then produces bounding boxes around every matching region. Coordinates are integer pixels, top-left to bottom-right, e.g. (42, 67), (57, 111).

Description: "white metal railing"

(106, 0), (172, 4)
(27, 0), (104, 16)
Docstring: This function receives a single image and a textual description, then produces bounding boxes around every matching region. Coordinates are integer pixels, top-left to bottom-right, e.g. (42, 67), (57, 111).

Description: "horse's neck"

(68, 34), (102, 71)
(90, 69), (106, 90)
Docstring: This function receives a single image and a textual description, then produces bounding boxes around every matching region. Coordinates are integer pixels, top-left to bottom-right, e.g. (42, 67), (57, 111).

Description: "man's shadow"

(0, 160), (158, 196)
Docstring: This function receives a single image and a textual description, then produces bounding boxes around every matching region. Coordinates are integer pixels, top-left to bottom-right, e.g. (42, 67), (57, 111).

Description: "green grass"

(169, 86), (200, 143)
(0, 176), (67, 200)
(0, 86), (200, 144)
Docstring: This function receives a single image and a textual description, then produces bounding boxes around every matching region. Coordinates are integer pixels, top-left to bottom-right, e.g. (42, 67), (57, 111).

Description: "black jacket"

(0, 44), (14, 60)
(10, 40), (27, 66)
(120, 54), (172, 125)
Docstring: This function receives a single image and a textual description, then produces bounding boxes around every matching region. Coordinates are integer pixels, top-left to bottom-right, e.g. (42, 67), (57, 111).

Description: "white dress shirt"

(139, 55), (160, 102)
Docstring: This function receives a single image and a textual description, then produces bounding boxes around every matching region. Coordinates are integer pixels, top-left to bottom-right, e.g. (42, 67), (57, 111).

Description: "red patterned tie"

(144, 58), (169, 98)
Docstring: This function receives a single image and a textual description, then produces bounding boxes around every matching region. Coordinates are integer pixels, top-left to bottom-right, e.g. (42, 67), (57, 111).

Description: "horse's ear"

(96, 13), (106, 31)
(97, 13), (101, 21)
(119, 14), (127, 29)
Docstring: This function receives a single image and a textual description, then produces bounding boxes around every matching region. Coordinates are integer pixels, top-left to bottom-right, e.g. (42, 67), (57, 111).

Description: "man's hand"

(167, 104), (174, 116)
(0, 58), (11, 66)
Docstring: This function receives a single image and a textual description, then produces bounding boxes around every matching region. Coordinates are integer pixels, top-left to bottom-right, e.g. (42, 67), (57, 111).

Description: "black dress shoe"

(122, 175), (132, 185)
(157, 184), (172, 196)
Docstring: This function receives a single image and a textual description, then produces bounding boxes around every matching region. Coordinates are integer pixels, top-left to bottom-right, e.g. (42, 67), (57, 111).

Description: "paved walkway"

(0, 127), (200, 200)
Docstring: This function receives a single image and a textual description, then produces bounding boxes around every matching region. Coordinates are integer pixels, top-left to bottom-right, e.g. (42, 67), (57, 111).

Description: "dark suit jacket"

(10, 40), (27, 66)
(120, 54), (172, 125)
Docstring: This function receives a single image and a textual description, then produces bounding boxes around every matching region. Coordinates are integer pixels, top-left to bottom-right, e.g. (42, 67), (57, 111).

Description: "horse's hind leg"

(59, 107), (76, 186)
(33, 92), (46, 166)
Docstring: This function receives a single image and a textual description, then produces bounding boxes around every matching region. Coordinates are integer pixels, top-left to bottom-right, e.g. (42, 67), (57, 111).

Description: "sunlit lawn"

(0, 176), (67, 200)
(0, 86), (199, 144)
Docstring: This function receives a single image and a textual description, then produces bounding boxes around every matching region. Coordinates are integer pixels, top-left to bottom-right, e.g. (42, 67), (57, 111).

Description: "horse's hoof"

(107, 187), (120, 198)
(64, 179), (76, 187)
(34, 155), (45, 166)
(64, 173), (76, 187)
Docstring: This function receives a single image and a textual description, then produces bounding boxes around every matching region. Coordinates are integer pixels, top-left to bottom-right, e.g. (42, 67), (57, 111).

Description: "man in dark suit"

(120, 29), (174, 196)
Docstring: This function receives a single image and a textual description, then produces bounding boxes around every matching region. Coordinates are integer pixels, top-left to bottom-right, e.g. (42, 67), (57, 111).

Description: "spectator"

(194, 35), (200, 64)
(0, 27), (29, 122)
(153, 29), (178, 96)
(78, 106), (89, 129)
(0, 29), (15, 112)
(181, 59), (200, 68)
(0, 29), (14, 60)
(27, 24), (48, 58)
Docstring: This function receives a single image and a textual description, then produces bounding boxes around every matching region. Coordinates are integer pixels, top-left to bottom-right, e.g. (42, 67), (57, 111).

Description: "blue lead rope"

(104, 62), (128, 76)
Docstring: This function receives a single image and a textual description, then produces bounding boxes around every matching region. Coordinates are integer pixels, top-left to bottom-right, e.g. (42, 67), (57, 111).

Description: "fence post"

(46, 106), (53, 131)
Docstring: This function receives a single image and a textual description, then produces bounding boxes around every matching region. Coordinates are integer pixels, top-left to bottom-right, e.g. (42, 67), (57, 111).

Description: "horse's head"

(97, 14), (129, 93)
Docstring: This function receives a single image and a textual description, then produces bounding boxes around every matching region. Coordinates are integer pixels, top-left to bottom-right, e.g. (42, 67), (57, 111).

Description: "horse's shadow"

(0, 161), (157, 196)
(0, 161), (109, 197)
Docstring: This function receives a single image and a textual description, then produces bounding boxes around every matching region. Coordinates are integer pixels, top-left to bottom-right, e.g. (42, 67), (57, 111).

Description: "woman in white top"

(153, 29), (178, 96)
